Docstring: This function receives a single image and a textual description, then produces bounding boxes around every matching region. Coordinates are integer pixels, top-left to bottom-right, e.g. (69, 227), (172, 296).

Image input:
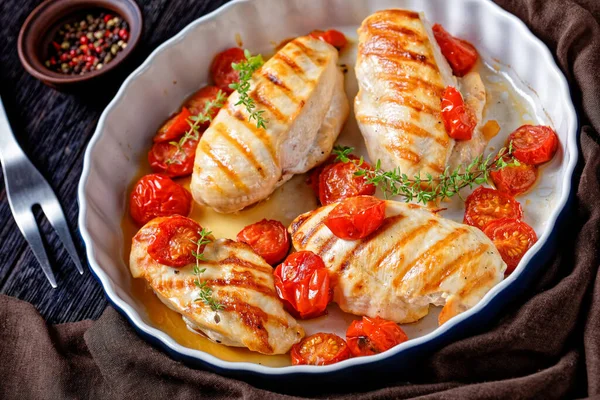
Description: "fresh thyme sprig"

(190, 229), (223, 312)
(166, 90), (227, 165)
(332, 145), (519, 205)
(229, 50), (267, 129)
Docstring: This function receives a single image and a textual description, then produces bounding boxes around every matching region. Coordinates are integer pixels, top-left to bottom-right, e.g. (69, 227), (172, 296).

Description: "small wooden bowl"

(18, 0), (143, 90)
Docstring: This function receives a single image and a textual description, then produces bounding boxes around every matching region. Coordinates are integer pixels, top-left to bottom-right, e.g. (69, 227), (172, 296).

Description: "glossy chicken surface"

(354, 10), (487, 177)
(130, 217), (304, 354)
(289, 201), (506, 325)
(191, 35), (348, 213)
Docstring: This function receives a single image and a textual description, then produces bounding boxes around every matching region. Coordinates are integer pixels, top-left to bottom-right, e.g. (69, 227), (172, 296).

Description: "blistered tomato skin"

(507, 125), (559, 165)
(273, 251), (331, 319)
(463, 187), (523, 230)
(290, 333), (351, 365)
(237, 219), (290, 265)
(346, 316), (408, 357)
(309, 29), (348, 50)
(441, 86), (476, 140)
(148, 137), (199, 178)
(129, 174), (192, 226)
(153, 107), (192, 143)
(491, 160), (538, 197)
(325, 196), (386, 240)
(184, 86), (224, 127)
(319, 160), (376, 205)
(147, 215), (204, 268)
(483, 218), (537, 275)
(432, 24), (478, 77)
(210, 47), (246, 94)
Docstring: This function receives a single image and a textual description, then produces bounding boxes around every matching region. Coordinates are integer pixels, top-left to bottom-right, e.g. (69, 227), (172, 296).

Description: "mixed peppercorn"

(45, 11), (130, 75)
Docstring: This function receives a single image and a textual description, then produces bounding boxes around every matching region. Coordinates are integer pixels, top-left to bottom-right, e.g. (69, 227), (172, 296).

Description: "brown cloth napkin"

(2, 0), (600, 398)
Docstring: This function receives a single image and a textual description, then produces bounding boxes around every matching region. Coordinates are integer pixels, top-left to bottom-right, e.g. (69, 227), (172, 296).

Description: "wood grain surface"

(0, 0), (231, 323)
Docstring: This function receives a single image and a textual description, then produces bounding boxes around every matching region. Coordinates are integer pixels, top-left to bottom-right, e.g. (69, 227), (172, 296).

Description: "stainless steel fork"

(0, 96), (83, 288)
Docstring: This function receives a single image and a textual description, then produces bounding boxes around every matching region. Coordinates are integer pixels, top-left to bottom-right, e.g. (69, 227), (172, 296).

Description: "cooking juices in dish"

(124, 10), (559, 366)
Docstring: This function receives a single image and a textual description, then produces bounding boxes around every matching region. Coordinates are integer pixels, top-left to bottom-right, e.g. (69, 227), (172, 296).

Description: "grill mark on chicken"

(338, 214), (406, 272)
(272, 53), (315, 86)
(316, 236), (337, 258)
(250, 85), (287, 122)
(392, 228), (469, 286)
(289, 212), (312, 237)
(421, 244), (489, 293)
(360, 34), (437, 71)
(385, 143), (421, 163)
(300, 219), (326, 246)
(212, 122), (267, 179)
(291, 39), (315, 59)
(225, 105), (278, 165)
(154, 274), (276, 298)
(358, 115), (449, 147)
(262, 70), (300, 103)
(367, 23), (423, 43)
(386, 76), (445, 98)
(219, 256), (274, 274)
(380, 93), (440, 118)
(372, 219), (440, 271)
(458, 268), (497, 298)
(221, 298), (273, 354)
(378, 9), (420, 20)
(199, 141), (249, 192)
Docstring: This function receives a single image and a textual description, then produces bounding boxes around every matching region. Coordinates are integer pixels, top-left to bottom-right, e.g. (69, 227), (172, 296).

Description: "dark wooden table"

(0, 0), (231, 323)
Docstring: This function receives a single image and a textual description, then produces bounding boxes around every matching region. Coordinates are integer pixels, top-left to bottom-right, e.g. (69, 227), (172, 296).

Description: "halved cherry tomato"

(325, 196), (386, 240)
(291, 333), (351, 365)
(129, 174), (192, 226)
(147, 216), (204, 268)
(491, 159), (538, 197)
(309, 29), (347, 50)
(432, 24), (478, 77)
(184, 86), (224, 129)
(319, 160), (376, 205)
(210, 47), (246, 94)
(148, 137), (198, 178)
(237, 219), (290, 265)
(346, 316), (408, 357)
(153, 107), (192, 143)
(507, 125), (559, 165)
(441, 86), (476, 140)
(463, 187), (523, 230)
(273, 251), (331, 319)
(483, 218), (537, 275)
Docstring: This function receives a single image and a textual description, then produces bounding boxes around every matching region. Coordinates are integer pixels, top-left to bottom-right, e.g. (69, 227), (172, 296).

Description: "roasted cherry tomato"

(306, 155), (336, 197)
(147, 216), (204, 268)
(483, 218), (537, 275)
(319, 160), (376, 205)
(237, 219), (290, 265)
(346, 316), (408, 357)
(148, 138), (198, 178)
(184, 85), (224, 128)
(325, 196), (386, 240)
(507, 125), (559, 165)
(441, 86), (476, 140)
(291, 333), (351, 365)
(273, 251), (331, 319)
(153, 107), (192, 143)
(432, 24), (478, 77)
(463, 187), (523, 230)
(129, 174), (192, 226)
(309, 29), (347, 50)
(210, 47), (246, 94)
(491, 159), (537, 197)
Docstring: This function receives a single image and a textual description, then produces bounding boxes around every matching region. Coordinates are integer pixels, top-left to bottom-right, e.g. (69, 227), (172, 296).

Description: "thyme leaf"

(190, 229), (223, 312)
(229, 50), (267, 129)
(166, 90), (227, 165)
(332, 145), (516, 205)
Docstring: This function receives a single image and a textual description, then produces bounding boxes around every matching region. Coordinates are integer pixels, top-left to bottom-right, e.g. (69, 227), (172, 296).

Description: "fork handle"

(0, 97), (29, 166)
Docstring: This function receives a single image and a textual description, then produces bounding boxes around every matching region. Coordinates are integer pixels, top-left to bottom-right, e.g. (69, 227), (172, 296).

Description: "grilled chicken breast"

(191, 36), (348, 213)
(354, 10), (487, 177)
(289, 200), (506, 325)
(130, 217), (304, 354)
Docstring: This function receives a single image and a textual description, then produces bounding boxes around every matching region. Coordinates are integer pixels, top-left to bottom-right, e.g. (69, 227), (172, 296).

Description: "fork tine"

(40, 199), (84, 275)
(12, 209), (58, 288)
